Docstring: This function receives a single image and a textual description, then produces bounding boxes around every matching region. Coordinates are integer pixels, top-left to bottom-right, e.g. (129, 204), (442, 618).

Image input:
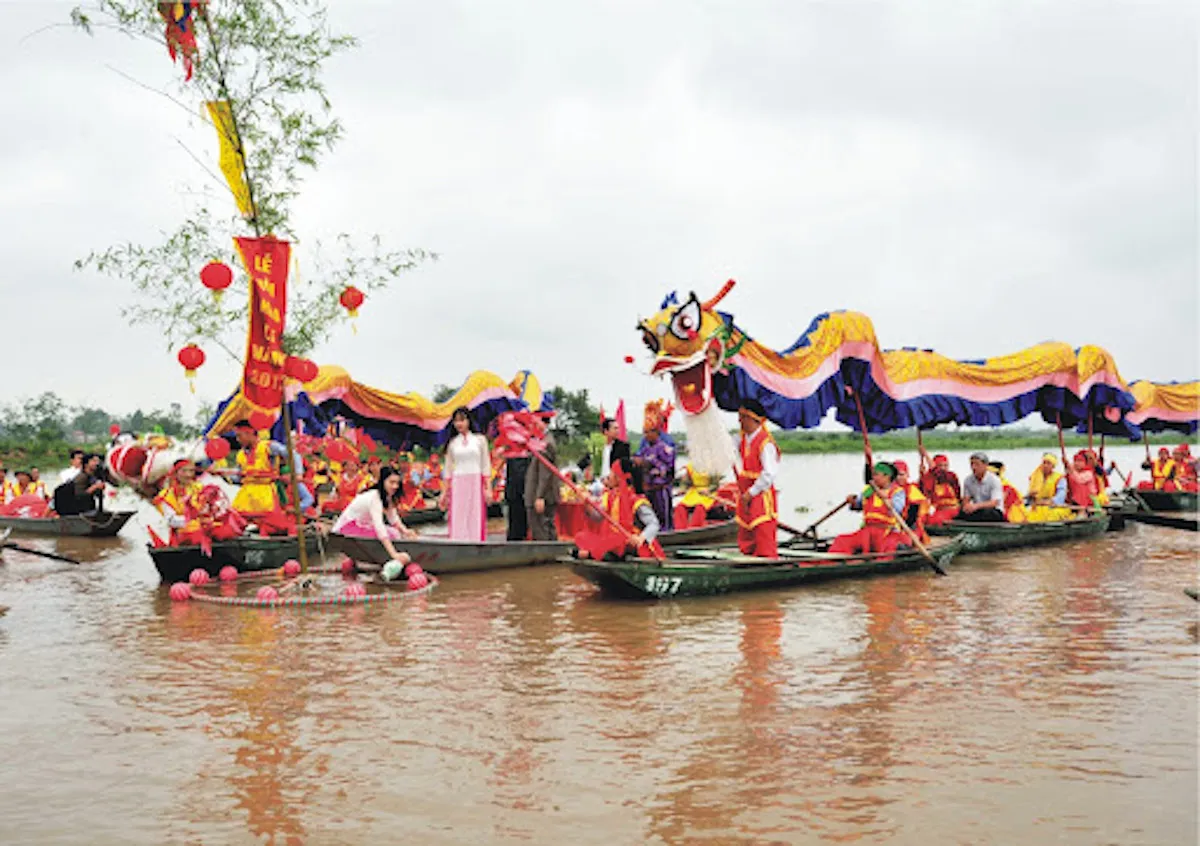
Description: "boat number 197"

(644, 575), (682, 596)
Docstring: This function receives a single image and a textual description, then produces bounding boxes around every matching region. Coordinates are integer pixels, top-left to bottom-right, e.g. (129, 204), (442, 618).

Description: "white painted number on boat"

(644, 575), (682, 596)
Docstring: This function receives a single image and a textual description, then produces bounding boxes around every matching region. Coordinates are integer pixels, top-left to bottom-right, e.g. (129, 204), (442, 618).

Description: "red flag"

(235, 236), (290, 418)
(615, 400), (627, 441)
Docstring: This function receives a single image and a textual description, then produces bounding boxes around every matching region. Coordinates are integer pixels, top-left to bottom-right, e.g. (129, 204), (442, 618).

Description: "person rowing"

(572, 464), (664, 561)
(829, 461), (910, 557)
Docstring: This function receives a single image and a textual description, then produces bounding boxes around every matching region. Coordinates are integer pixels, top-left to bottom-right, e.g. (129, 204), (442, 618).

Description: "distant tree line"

(0, 392), (211, 443)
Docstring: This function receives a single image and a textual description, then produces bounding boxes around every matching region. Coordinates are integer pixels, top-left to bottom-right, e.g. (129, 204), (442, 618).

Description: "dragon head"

(637, 279), (739, 415)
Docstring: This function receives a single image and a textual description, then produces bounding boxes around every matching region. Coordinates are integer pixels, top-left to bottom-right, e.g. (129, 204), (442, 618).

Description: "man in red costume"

(919, 453), (961, 526)
(573, 465), (664, 561)
(1172, 444), (1197, 491)
(829, 462), (910, 557)
(733, 399), (780, 558)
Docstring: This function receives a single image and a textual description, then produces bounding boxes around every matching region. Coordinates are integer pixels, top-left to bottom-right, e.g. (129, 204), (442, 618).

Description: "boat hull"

(150, 533), (323, 583)
(1131, 490), (1199, 512)
(928, 514), (1109, 553)
(0, 511), (135, 537)
(328, 519), (740, 575)
(570, 537), (966, 599)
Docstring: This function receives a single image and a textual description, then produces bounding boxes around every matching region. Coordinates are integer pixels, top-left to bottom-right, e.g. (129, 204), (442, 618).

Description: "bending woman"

(332, 467), (428, 588)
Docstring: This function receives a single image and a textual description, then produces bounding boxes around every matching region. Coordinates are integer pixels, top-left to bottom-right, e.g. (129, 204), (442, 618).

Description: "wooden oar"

(800, 499), (849, 537)
(2, 542), (82, 565)
(875, 486), (947, 576)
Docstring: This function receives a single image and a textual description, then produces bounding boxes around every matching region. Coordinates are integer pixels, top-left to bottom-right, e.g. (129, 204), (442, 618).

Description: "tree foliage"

(70, 0), (432, 359)
(0, 392), (202, 442)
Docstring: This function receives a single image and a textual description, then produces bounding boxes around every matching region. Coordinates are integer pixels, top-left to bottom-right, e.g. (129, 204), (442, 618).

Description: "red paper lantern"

(339, 286), (365, 316)
(284, 356), (319, 384)
(249, 410), (276, 431)
(205, 438), (231, 461)
(199, 261), (234, 302)
(177, 344), (206, 393)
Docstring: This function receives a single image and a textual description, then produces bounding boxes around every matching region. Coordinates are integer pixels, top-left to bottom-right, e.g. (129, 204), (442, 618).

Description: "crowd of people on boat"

(0, 449), (117, 518)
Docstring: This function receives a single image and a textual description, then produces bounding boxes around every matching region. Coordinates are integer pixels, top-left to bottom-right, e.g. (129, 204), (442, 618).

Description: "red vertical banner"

(235, 236), (290, 414)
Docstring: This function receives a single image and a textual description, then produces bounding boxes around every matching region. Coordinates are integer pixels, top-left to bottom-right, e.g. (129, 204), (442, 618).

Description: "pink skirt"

(336, 516), (400, 541)
(447, 473), (487, 541)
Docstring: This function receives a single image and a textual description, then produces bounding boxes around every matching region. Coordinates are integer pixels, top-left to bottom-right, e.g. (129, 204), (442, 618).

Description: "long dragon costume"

(637, 280), (1198, 476)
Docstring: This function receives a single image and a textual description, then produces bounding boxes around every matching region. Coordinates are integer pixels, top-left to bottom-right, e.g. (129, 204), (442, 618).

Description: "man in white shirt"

(58, 450), (85, 486)
(733, 399), (780, 557)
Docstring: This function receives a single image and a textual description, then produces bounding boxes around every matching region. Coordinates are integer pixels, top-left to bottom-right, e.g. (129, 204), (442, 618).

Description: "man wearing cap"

(1139, 447), (1176, 491)
(830, 462), (909, 555)
(1025, 453), (1071, 521)
(919, 453), (961, 526)
(733, 399), (780, 558)
(959, 452), (1005, 522)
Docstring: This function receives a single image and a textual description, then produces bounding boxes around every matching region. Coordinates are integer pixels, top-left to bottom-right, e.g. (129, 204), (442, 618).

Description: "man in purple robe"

(633, 400), (676, 531)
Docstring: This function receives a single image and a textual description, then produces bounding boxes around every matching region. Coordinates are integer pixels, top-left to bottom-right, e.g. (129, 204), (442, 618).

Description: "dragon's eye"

(640, 326), (660, 354)
(669, 296), (702, 340)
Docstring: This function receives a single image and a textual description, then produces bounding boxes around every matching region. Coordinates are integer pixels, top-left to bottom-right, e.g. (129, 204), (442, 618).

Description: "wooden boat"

(400, 508), (446, 526)
(569, 535), (966, 600)
(0, 510), (135, 538)
(1125, 512), (1199, 532)
(928, 513), (1110, 553)
(1128, 490), (1198, 512)
(149, 532), (324, 583)
(329, 518), (740, 575)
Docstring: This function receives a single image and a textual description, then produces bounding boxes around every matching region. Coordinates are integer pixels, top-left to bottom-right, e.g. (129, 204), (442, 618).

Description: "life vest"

(922, 472), (960, 510)
(0, 480), (7, 505)
(900, 482), (928, 523)
(1150, 458), (1176, 490)
(32, 480), (48, 500)
(736, 426), (778, 530)
(8, 482), (37, 500)
(860, 485), (901, 531)
(1028, 469), (1063, 501)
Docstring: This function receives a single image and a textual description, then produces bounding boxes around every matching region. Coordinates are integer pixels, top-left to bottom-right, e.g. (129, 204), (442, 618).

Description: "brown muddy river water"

(0, 448), (1196, 845)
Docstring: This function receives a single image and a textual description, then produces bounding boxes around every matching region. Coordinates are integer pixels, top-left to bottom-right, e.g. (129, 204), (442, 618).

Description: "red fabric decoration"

(205, 438), (231, 461)
(325, 439), (359, 464)
(199, 261), (233, 299)
(249, 410), (276, 431)
(284, 356), (319, 383)
(109, 423), (121, 436)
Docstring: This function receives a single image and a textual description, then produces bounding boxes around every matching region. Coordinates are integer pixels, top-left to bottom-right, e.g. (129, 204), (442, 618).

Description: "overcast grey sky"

(1, 0), (1195, 427)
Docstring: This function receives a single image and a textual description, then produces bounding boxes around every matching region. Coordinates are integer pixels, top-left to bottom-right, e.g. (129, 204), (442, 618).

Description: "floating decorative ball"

(282, 559), (301, 577)
(343, 582), (367, 598)
(381, 560), (404, 582)
(218, 565), (239, 582)
(188, 568), (210, 586)
(256, 586), (279, 602)
(169, 582), (192, 602)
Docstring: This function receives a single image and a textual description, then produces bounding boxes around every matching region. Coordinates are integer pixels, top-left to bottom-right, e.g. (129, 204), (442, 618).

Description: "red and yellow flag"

(235, 236), (290, 415)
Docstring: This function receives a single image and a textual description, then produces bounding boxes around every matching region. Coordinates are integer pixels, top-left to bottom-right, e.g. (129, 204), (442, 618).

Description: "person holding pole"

(733, 399), (780, 558)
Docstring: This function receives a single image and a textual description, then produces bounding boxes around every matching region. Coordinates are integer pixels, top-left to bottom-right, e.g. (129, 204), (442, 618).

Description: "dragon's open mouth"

(670, 360), (713, 415)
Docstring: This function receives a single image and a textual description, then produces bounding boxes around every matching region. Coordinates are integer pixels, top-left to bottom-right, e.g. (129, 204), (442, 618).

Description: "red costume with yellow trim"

(829, 483), (908, 558)
(736, 422), (779, 558)
(574, 472), (665, 561)
(920, 457), (961, 526)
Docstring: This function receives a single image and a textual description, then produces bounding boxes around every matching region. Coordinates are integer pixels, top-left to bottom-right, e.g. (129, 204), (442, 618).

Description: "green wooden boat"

(927, 513), (1109, 553)
(568, 535), (965, 600)
(1129, 490), (1199, 512)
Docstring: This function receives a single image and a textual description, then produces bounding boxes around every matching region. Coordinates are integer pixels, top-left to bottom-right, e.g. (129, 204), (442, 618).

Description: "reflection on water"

(0, 452), (1195, 844)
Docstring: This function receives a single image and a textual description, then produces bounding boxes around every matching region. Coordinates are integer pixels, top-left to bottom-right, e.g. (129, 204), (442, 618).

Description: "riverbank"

(769, 429), (1190, 455)
(0, 439), (104, 471)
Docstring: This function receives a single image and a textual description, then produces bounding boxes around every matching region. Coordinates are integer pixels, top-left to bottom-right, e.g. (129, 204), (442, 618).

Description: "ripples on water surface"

(0, 450), (1196, 844)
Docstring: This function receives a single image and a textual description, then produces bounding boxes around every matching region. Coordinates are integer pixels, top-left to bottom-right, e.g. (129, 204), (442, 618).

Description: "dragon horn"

(702, 279), (736, 310)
